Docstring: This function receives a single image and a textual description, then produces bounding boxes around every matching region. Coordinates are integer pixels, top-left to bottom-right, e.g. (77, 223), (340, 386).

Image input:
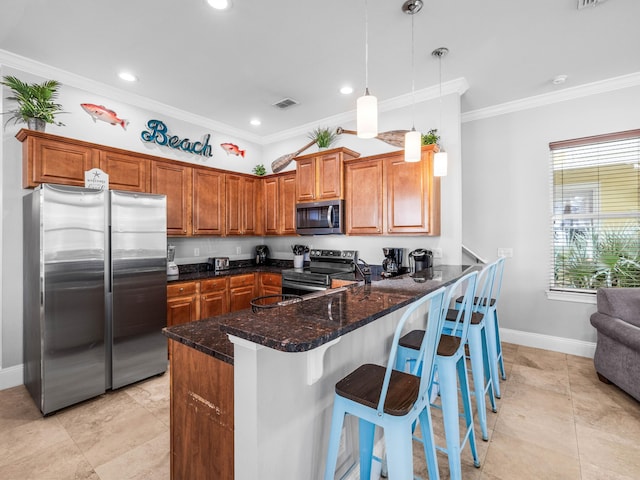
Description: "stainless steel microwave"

(295, 199), (344, 235)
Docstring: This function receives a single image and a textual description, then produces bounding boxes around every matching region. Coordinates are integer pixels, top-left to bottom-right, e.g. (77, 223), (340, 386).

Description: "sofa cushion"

(596, 288), (640, 328)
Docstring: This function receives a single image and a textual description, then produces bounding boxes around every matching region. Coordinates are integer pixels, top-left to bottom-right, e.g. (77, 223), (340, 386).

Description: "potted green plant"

(252, 164), (267, 176)
(307, 126), (337, 150)
(1, 75), (66, 131)
(421, 128), (440, 146)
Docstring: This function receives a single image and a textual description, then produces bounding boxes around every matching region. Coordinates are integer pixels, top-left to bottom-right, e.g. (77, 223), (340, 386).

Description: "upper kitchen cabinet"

(151, 161), (193, 236)
(17, 129), (152, 192)
(344, 145), (440, 236)
(226, 174), (261, 236)
(262, 172), (296, 236)
(18, 129), (98, 188)
(98, 150), (150, 192)
(295, 148), (360, 202)
(192, 168), (225, 236)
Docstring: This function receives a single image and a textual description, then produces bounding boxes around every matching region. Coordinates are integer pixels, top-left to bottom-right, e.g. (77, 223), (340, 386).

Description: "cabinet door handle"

(179, 287), (184, 292)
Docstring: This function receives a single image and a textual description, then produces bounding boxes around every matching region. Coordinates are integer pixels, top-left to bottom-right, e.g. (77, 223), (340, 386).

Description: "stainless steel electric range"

(281, 249), (358, 296)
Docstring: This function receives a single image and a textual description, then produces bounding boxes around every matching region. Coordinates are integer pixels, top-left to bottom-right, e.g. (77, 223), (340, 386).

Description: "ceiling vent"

(272, 97), (299, 109)
(577, 0), (607, 9)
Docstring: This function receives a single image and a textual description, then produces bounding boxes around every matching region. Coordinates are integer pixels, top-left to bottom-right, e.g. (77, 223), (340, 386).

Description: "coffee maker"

(382, 247), (403, 277)
(409, 249), (433, 273)
(255, 245), (269, 265)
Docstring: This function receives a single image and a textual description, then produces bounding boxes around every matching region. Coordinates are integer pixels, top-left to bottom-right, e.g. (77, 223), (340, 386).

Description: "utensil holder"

(293, 255), (304, 268)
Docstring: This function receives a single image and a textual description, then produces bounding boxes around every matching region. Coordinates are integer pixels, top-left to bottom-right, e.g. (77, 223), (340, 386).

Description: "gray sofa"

(590, 287), (640, 402)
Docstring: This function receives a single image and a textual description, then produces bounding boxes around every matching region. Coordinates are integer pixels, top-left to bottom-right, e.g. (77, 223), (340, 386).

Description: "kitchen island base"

(169, 340), (234, 480)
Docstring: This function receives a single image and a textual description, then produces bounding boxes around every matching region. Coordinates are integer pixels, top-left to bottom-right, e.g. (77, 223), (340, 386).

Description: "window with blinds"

(550, 129), (640, 293)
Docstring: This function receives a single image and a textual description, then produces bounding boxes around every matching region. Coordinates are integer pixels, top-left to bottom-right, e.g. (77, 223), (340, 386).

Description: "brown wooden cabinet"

(345, 158), (384, 235)
(18, 130), (99, 188)
(344, 145), (440, 236)
(226, 174), (261, 236)
(192, 168), (225, 236)
(167, 282), (200, 326)
(259, 273), (282, 297)
(98, 150), (150, 192)
(151, 161), (193, 236)
(170, 341), (234, 480)
(262, 172), (296, 236)
(200, 278), (229, 318)
(295, 148), (360, 202)
(229, 273), (256, 312)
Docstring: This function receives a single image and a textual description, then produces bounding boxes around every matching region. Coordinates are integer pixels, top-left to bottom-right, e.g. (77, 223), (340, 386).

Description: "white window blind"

(550, 129), (640, 292)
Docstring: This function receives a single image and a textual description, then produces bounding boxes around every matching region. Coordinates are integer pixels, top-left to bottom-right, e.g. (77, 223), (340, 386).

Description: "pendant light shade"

(434, 151), (448, 176)
(357, 0), (378, 139)
(404, 129), (422, 162)
(357, 89), (378, 139)
(402, 0), (423, 162)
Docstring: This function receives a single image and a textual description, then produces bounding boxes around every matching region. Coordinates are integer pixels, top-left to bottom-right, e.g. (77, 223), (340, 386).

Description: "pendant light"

(402, 0), (423, 162)
(357, 0), (378, 138)
(432, 47), (449, 176)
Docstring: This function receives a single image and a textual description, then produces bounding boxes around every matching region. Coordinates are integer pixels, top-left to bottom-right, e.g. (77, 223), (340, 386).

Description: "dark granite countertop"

(167, 259), (294, 283)
(163, 265), (475, 365)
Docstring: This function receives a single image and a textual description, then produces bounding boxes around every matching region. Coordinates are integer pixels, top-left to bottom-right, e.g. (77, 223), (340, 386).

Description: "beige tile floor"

(1, 343), (640, 479)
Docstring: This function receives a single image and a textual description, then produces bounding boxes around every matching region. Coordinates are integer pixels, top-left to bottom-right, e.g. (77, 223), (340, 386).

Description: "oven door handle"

(282, 280), (328, 292)
(326, 205), (334, 228)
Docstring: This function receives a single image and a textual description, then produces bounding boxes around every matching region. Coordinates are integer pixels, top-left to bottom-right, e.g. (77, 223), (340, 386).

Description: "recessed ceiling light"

(250, 118), (261, 126)
(552, 75), (568, 85)
(118, 72), (138, 82)
(340, 86), (354, 95)
(207, 0), (231, 10)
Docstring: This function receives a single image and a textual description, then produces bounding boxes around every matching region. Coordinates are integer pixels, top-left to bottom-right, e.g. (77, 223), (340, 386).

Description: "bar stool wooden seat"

(323, 287), (447, 480)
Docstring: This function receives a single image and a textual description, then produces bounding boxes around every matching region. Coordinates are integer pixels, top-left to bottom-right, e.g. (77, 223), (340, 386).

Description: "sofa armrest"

(591, 312), (640, 351)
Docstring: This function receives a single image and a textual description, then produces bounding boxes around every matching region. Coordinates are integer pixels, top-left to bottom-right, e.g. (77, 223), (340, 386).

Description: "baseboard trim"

(500, 328), (596, 358)
(0, 363), (23, 390)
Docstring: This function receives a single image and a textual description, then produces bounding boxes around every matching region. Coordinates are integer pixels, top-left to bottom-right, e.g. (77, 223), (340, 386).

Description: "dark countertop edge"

(163, 327), (234, 365)
(219, 294), (418, 353)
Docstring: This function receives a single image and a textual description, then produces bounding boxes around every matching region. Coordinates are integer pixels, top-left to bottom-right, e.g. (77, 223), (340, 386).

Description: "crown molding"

(263, 78), (470, 144)
(0, 49), (263, 144)
(461, 72), (640, 123)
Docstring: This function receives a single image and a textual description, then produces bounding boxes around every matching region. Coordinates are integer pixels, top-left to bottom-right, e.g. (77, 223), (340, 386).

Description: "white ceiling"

(1, 0), (639, 138)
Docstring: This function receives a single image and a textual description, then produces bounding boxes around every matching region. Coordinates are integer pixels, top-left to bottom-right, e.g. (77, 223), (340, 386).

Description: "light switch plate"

(194, 248), (200, 256)
(432, 248), (443, 258)
(497, 247), (513, 258)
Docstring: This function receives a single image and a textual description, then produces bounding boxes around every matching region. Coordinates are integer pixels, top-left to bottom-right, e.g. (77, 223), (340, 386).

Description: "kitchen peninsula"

(163, 265), (473, 480)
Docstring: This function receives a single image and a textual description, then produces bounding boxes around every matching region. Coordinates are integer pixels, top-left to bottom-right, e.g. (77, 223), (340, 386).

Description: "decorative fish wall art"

(220, 143), (245, 158)
(81, 103), (129, 130)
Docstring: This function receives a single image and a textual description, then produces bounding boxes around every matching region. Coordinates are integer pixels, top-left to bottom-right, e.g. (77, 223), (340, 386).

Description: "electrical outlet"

(236, 246), (241, 255)
(194, 248), (200, 256)
(432, 248), (443, 259)
(497, 247), (513, 258)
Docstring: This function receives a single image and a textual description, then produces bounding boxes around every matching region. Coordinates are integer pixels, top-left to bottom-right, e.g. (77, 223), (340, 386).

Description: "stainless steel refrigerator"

(23, 183), (168, 415)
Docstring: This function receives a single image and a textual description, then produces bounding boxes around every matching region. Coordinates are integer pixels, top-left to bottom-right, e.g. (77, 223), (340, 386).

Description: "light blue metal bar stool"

(395, 270), (481, 480)
(455, 256), (507, 398)
(443, 262), (498, 441)
(324, 287), (447, 480)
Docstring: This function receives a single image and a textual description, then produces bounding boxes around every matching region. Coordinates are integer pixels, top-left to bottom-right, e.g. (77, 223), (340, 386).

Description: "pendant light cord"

(364, 0), (369, 93)
(438, 52), (443, 135)
(411, 12), (416, 130)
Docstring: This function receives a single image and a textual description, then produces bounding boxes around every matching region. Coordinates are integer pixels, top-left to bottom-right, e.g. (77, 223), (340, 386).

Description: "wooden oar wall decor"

(270, 127), (411, 173)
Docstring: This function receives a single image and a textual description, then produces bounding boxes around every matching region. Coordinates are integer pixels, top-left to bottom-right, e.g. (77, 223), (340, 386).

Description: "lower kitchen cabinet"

(229, 273), (256, 312)
(170, 340), (234, 480)
(167, 282), (199, 326)
(259, 273), (282, 297)
(200, 278), (229, 318)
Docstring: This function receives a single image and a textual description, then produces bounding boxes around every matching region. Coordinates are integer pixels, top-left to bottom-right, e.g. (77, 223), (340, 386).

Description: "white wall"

(461, 84), (640, 346)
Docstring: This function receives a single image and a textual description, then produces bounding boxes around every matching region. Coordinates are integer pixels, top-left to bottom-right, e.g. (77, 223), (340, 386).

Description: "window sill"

(546, 290), (597, 304)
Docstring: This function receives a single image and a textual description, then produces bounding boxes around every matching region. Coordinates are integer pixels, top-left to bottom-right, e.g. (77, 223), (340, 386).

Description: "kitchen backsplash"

(169, 235), (453, 267)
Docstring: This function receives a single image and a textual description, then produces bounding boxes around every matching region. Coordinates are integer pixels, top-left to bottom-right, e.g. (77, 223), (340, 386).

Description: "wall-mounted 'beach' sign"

(140, 119), (213, 158)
